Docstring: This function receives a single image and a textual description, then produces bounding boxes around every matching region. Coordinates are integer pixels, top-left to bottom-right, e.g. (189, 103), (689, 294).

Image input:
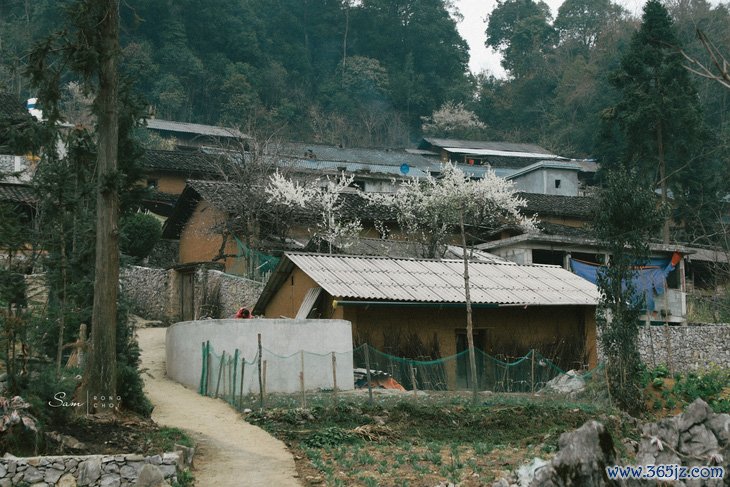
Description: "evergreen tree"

(593, 167), (664, 414)
(603, 0), (707, 243)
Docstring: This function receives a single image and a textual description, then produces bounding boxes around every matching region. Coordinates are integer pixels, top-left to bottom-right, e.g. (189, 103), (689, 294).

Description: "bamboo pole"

(215, 351), (225, 398)
(331, 352), (338, 403)
(364, 344), (373, 404)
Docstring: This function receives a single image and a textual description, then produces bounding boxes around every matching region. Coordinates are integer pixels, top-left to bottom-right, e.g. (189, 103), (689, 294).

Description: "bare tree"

(681, 29), (730, 90)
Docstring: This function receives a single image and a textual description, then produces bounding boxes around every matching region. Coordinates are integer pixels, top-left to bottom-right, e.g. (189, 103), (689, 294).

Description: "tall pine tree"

(603, 0), (707, 243)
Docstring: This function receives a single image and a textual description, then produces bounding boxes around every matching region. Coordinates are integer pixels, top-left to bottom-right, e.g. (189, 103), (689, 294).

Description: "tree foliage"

(592, 166), (665, 414)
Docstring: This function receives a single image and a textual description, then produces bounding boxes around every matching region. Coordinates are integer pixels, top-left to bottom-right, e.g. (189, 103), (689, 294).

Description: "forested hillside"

(1, 0), (729, 157)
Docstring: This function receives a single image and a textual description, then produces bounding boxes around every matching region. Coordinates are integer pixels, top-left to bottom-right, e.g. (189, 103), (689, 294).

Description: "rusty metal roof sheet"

(284, 252), (599, 306)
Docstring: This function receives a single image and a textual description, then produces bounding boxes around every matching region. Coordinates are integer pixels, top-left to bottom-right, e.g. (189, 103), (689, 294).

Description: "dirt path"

(137, 327), (301, 487)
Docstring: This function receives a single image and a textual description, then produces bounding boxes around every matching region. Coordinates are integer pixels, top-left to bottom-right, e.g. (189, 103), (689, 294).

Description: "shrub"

(120, 213), (162, 261)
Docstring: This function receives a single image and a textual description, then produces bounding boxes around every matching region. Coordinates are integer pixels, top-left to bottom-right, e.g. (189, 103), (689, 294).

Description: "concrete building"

(253, 252), (600, 383)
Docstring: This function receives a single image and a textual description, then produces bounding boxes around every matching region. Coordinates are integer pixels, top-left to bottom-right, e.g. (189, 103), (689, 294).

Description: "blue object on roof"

(400, 163), (410, 175)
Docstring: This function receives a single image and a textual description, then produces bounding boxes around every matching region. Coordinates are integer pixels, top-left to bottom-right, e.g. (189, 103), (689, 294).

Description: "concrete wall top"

(166, 318), (354, 393)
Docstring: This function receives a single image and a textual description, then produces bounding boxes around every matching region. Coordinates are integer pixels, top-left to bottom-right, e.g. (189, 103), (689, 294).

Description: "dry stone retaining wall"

(638, 323), (730, 371)
(121, 266), (171, 323)
(0, 451), (181, 486)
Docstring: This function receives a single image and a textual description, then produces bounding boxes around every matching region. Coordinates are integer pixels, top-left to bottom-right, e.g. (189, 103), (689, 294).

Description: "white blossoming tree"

(266, 172), (363, 253)
(421, 101), (487, 138)
(373, 164), (535, 401)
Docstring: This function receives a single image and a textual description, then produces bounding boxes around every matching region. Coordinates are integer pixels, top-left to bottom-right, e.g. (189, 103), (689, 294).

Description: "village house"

(253, 252), (600, 387)
(145, 118), (247, 149)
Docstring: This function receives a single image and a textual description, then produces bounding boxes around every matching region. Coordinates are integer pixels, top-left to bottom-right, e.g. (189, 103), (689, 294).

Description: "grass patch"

(147, 427), (195, 451)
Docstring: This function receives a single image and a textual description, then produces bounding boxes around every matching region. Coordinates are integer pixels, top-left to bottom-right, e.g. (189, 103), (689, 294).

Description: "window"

(554, 179), (561, 188)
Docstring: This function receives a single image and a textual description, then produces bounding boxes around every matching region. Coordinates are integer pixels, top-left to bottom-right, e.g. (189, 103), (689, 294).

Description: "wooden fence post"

(300, 350), (306, 409)
(239, 358), (245, 409)
(232, 349), (239, 404)
(531, 349), (535, 393)
(410, 366), (418, 398)
(215, 351), (225, 398)
(205, 341), (211, 396)
(331, 352), (338, 403)
(258, 333), (263, 409)
(364, 344), (373, 404)
(262, 360), (267, 404)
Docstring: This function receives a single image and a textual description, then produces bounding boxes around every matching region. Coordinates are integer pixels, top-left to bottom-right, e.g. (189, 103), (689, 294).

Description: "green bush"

(303, 426), (357, 448)
(120, 213), (162, 261)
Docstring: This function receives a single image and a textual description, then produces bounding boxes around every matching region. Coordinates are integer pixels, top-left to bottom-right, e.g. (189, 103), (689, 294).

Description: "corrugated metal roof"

(443, 148), (560, 159)
(420, 138), (554, 155)
(505, 161), (583, 180)
(285, 252), (599, 306)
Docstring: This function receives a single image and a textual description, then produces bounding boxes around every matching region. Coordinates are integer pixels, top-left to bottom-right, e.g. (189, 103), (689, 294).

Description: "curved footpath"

(137, 327), (301, 487)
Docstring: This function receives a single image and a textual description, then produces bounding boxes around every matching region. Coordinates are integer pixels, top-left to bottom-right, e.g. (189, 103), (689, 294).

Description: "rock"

(517, 457), (548, 487)
(120, 465), (137, 479)
(44, 468), (65, 484)
(6, 460), (15, 475)
(543, 370), (586, 396)
(100, 473), (122, 487)
(0, 479), (11, 487)
(157, 464), (176, 477)
(243, 408), (252, 414)
(529, 420), (619, 487)
(104, 462), (120, 473)
(29, 482), (48, 487)
(0, 464), (5, 477)
(173, 444), (194, 468)
(135, 464), (167, 487)
(77, 457), (102, 486)
(707, 413), (730, 445)
(679, 424), (718, 459)
(492, 479), (510, 487)
(678, 398), (713, 432)
(57, 474), (77, 487)
(23, 466), (44, 484)
(126, 454), (145, 462)
(636, 418), (681, 465)
(147, 455), (162, 465)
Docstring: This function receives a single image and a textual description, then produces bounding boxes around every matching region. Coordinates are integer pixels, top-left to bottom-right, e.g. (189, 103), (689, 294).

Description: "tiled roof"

(146, 119), (246, 139)
(278, 143), (438, 168)
(254, 252), (599, 313)
(519, 192), (597, 219)
(0, 92), (30, 122)
(139, 149), (229, 175)
(0, 183), (35, 205)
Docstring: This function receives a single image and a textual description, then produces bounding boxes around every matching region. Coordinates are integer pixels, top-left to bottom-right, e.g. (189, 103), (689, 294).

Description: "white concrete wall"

(512, 168), (579, 196)
(166, 318), (354, 393)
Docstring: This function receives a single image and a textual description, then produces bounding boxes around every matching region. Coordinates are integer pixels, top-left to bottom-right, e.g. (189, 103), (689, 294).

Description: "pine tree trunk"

(459, 207), (478, 404)
(85, 0), (120, 414)
(657, 123), (669, 244)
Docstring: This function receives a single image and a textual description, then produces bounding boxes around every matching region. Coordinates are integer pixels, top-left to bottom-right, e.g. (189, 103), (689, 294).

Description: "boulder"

(135, 464), (168, 487)
(529, 420), (620, 487)
(543, 370), (586, 396)
(77, 457), (102, 486)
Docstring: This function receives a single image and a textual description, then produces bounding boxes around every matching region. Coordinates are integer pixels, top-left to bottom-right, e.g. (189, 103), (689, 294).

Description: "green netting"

(353, 345), (571, 393)
(232, 236), (280, 278)
(199, 341), (601, 405)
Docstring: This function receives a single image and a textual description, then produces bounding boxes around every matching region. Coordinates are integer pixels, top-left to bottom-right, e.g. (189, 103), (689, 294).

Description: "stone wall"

(0, 451), (183, 486)
(204, 270), (264, 318)
(121, 266), (171, 323)
(121, 265), (265, 324)
(638, 323), (730, 371)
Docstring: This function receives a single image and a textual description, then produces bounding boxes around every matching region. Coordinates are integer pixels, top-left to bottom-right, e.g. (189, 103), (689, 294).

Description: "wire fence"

(198, 339), (603, 410)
